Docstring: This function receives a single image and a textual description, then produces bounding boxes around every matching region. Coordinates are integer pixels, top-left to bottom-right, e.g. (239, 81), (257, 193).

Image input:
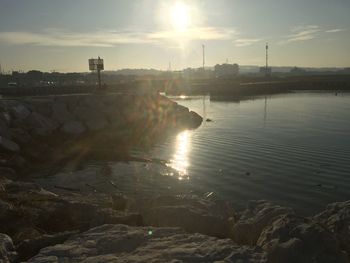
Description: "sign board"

(89, 58), (104, 71)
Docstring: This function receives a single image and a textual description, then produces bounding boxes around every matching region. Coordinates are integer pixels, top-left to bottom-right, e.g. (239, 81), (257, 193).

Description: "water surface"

(38, 92), (350, 214)
(148, 92), (350, 213)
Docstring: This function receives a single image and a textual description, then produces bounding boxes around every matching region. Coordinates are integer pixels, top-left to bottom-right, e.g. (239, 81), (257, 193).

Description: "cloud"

(280, 25), (321, 44)
(234, 38), (262, 47)
(0, 27), (236, 47)
(325, 28), (346, 33)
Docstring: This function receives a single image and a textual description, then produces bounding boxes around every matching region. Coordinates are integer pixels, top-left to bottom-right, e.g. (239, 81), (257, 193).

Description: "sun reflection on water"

(168, 130), (191, 180)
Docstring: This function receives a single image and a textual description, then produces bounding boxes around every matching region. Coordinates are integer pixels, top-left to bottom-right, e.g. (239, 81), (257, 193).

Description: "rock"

(27, 100), (52, 118)
(0, 136), (20, 152)
(257, 214), (348, 263)
(22, 112), (58, 137)
(0, 233), (17, 263)
(51, 102), (74, 124)
(231, 200), (294, 245)
(27, 224), (267, 263)
(61, 121), (86, 135)
(73, 106), (109, 131)
(16, 231), (77, 262)
(130, 195), (235, 238)
(0, 168), (16, 181)
(10, 103), (31, 120)
(0, 181), (142, 243)
(85, 118), (108, 131)
(189, 110), (203, 128)
(314, 200), (350, 258)
(9, 128), (32, 145)
(0, 119), (11, 139)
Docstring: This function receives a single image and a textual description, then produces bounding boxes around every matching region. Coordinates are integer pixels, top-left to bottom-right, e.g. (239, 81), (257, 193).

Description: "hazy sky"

(0, 0), (349, 72)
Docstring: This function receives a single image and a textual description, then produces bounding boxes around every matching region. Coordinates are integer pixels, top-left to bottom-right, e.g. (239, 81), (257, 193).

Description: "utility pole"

(266, 43), (268, 71)
(202, 44), (205, 70)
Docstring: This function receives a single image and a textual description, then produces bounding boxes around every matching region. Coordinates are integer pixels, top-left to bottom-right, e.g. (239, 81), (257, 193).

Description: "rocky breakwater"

(1, 195), (348, 263)
(0, 93), (203, 171)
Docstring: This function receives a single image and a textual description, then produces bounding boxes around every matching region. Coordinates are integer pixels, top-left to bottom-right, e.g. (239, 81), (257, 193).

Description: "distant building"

(259, 67), (272, 77)
(290, 67), (306, 75)
(214, 63), (239, 78)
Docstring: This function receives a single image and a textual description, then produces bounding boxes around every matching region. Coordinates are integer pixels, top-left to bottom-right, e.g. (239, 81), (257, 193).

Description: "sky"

(0, 0), (349, 72)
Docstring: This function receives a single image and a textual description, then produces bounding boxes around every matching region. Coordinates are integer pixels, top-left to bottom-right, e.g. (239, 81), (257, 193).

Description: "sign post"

(88, 57), (104, 89)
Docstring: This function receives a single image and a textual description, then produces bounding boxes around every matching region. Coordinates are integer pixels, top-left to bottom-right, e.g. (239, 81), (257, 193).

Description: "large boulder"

(22, 112), (58, 136)
(9, 128), (32, 145)
(130, 195), (235, 238)
(0, 119), (11, 139)
(60, 121), (86, 135)
(9, 103), (31, 121)
(0, 179), (141, 243)
(257, 214), (348, 263)
(16, 231), (76, 262)
(73, 106), (109, 131)
(0, 136), (20, 153)
(51, 102), (74, 124)
(27, 224), (267, 263)
(231, 200), (294, 245)
(0, 233), (17, 263)
(314, 200), (350, 259)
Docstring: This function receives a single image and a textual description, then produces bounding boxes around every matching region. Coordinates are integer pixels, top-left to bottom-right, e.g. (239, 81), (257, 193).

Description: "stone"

(0, 136), (20, 152)
(26, 224), (267, 263)
(16, 231), (77, 262)
(10, 103), (31, 120)
(28, 100), (53, 118)
(85, 118), (108, 131)
(9, 128), (32, 145)
(231, 200), (294, 245)
(314, 200), (350, 258)
(51, 102), (74, 124)
(0, 119), (11, 139)
(0, 233), (17, 263)
(22, 112), (58, 136)
(130, 195), (235, 238)
(73, 106), (109, 131)
(61, 121), (86, 135)
(257, 214), (348, 263)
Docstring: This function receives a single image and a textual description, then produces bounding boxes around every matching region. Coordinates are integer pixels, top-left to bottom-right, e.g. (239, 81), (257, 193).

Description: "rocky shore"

(1, 94), (350, 262)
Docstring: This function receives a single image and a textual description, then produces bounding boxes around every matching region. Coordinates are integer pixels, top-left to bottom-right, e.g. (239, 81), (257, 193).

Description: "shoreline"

(1, 93), (350, 262)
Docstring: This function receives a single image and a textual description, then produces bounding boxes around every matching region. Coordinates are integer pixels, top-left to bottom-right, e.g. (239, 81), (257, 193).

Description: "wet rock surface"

(26, 224), (267, 263)
(231, 200), (294, 246)
(130, 195), (235, 238)
(314, 200), (350, 260)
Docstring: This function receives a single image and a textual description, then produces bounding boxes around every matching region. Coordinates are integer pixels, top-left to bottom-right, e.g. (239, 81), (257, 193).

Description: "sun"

(170, 2), (191, 31)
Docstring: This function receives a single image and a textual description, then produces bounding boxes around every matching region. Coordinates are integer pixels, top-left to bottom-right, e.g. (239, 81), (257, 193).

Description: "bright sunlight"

(170, 2), (191, 31)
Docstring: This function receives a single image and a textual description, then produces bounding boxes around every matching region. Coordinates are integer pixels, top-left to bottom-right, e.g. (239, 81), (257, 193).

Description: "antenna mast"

(202, 44), (205, 70)
(266, 43), (268, 70)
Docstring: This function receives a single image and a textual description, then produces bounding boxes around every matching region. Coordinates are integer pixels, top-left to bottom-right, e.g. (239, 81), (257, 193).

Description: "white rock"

(61, 121), (86, 135)
(0, 233), (17, 263)
(0, 136), (20, 152)
(27, 224), (267, 263)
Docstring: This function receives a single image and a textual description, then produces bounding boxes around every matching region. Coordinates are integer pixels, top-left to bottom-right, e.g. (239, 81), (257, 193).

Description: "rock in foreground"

(27, 224), (267, 263)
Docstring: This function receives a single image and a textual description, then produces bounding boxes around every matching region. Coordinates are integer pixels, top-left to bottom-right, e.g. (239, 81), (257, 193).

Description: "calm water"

(38, 92), (350, 214)
(148, 92), (350, 213)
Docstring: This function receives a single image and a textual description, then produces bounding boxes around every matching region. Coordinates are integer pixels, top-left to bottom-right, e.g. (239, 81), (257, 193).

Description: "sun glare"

(170, 2), (191, 31)
(168, 130), (191, 179)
